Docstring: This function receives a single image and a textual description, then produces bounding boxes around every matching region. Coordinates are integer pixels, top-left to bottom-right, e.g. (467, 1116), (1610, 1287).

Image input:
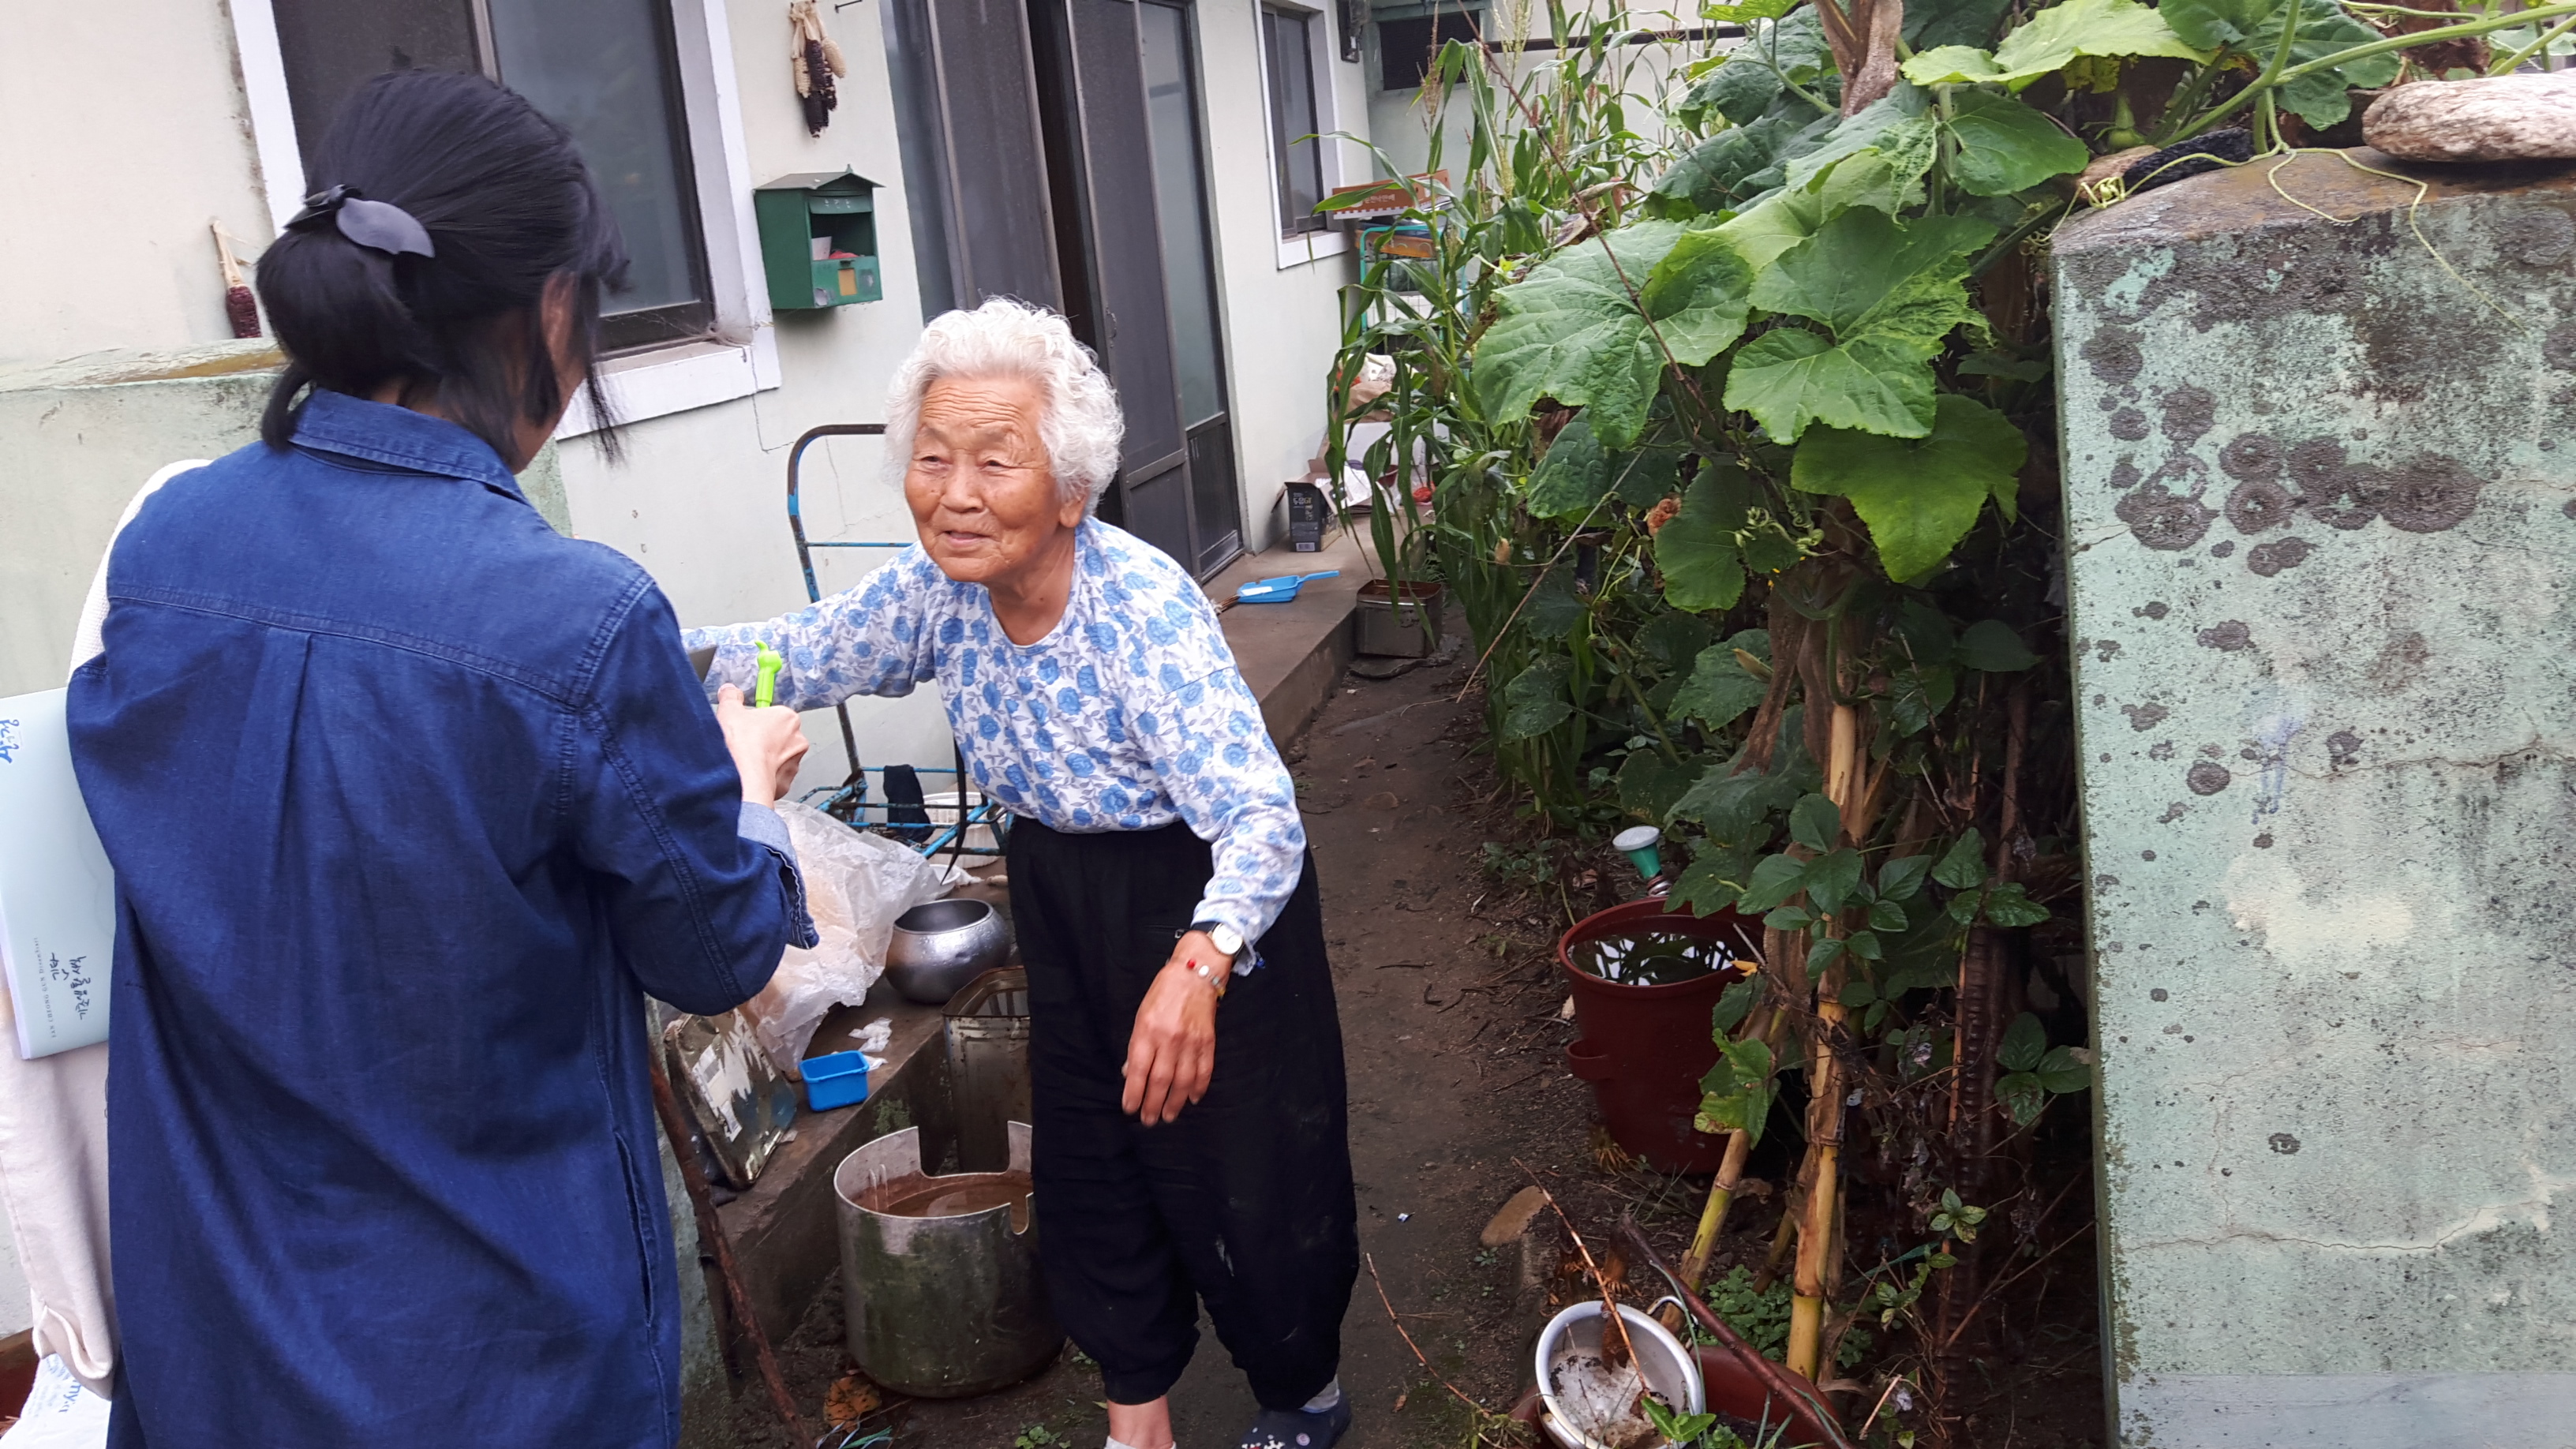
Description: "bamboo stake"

(1787, 702), (1864, 1380)
(1752, 1183), (1800, 1294)
(1657, 1002), (1785, 1334)
(1786, 987), (1846, 1379)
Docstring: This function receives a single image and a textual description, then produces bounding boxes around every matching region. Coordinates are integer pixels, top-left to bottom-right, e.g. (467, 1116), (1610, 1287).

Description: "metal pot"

(1534, 1300), (1706, 1449)
(833, 1123), (1060, 1396)
(886, 897), (1012, 1004)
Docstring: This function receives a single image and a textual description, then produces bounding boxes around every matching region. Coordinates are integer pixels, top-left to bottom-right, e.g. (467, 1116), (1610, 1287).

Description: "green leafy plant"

(1703, 1265), (1798, 1362)
(1996, 1012), (2095, 1125)
(1013, 1425), (1061, 1449)
(1320, 0), (2522, 1406)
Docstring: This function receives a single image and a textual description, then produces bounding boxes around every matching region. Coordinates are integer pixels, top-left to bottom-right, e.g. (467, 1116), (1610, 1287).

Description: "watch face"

(1212, 925), (1245, 957)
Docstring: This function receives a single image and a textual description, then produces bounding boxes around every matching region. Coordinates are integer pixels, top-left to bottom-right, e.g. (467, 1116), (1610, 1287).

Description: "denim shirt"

(66, 391), (813, 1449)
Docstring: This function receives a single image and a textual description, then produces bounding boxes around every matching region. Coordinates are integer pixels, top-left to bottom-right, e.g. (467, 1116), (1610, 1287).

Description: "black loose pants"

(1009, 818), (1357, 1410)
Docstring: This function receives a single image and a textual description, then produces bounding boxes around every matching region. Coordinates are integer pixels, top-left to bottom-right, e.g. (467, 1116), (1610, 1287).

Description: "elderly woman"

(689, 298), (1356, 1449)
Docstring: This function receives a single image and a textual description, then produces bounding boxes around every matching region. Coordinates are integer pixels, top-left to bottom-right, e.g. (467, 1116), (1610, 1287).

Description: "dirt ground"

(735, 640), (2108, 1449)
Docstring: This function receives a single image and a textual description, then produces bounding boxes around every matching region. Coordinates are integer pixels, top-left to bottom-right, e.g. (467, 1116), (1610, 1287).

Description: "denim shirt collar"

(293, 388), (528, 502)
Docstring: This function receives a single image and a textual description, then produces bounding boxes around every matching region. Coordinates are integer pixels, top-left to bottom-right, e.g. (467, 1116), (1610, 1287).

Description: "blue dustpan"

(1234, 570), (1340, 604)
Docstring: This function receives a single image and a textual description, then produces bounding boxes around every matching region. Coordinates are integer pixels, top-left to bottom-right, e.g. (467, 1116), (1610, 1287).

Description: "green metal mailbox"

(754, 170), (883, 311)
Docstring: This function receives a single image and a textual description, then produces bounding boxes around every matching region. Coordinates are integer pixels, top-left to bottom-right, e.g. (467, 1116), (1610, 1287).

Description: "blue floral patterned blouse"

(687, 519), (1305, 953)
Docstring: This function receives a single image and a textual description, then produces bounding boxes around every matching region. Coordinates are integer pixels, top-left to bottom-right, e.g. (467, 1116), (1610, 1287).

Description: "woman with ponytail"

(64, 70), (815, 1448)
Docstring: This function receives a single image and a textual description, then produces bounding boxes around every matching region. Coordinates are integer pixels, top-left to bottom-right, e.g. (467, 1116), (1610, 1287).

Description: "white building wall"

(0, 2), (277, 368)
(551, 0), (953, 789)
(0, 0), (1379, 786)
(1197, 0), (1369, 551)
(1361, 4), (1720, 187)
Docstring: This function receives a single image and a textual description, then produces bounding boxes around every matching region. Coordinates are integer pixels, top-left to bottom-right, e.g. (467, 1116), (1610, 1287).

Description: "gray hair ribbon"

(286, 185), (436, 259)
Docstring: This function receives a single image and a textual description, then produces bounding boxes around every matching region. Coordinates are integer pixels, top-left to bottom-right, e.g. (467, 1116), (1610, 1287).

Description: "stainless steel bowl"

(886, 897), (1013, 1005)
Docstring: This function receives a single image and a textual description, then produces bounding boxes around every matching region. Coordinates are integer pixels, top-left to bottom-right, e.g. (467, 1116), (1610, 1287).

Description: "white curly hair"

(882, 297), (1125, 508)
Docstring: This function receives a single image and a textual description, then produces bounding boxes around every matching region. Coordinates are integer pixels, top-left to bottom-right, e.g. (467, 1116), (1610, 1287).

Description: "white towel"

(0, 459), (206, 1398)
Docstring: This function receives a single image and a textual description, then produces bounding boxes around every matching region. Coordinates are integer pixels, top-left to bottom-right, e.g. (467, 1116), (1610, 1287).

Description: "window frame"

(228, 0), (781, 434)
(1261, 5), (1327, 239)
(1250, 0), (1352, 268)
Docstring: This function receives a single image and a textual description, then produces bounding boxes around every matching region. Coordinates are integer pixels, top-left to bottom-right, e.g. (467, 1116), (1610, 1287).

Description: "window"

(1260, 6), (1327, 237)
(1377, 5), (1486, 91)
(264, 0), (713, 353)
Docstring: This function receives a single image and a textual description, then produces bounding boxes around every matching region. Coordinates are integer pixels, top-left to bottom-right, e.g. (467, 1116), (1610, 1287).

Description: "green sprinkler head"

(1612, 825), (1662, 882)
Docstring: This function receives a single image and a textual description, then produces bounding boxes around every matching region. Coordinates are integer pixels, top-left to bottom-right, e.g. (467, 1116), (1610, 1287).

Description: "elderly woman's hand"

(1122, 931), (1226, 1125)
(715, 683), (808, 807)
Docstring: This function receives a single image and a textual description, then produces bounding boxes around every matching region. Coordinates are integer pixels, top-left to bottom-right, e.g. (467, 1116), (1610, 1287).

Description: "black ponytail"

(256, 69), (629, 464)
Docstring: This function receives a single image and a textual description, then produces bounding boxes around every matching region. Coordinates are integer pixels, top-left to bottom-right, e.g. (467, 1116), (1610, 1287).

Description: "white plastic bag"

(1, 1357), (110, 1448)
(739, 801), (968, 1074)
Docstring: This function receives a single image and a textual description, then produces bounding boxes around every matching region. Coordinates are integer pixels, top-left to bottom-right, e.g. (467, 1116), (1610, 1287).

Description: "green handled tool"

(754, 642), (784, 708)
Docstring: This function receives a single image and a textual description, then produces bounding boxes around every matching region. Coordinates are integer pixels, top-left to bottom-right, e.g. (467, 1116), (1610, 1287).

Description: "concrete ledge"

(710, 990), (957, 1350)
(1209, 522), (1372, 747)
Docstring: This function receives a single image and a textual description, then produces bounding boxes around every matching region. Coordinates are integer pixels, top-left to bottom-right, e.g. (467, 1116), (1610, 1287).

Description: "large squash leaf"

(1941, 88), (2091, 196)
(1901, 0), (2208, 89)
(1526, 413), (1610, 519)
(2162, 0), (2398, 125)
(1906, 0), (2016, 51)
(1679, 56), (1787, 129)
(1654, 465), (1758, 612)
(1713, 184), (1836, 271)
(1500, 657), (1574, 741)
(1475, 220), (1754, 447)
(1784, 88), (1938, 215)
(1751, 208), (1994, 339)
(1642, 230), (1758, 365)
(1790, 394), (2027, 581)
(1653, 109), (1836, 213)
(1668, 630), (1775, 729)
(1727, 330), (1944, 441)
(1724, 209), (1994, 441)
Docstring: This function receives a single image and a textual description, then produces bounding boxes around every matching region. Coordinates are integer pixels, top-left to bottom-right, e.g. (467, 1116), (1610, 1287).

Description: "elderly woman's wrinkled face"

(904, 375), (1087, 588)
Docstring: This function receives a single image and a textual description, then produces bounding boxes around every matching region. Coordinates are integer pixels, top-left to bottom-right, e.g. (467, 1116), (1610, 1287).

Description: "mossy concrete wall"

(2053, 151), (2576, 1447)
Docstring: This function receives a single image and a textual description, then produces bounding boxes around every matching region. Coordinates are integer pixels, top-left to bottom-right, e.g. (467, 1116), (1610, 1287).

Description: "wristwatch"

(1187, 920), (1248, 994)
(1193, 920), (1247, 961)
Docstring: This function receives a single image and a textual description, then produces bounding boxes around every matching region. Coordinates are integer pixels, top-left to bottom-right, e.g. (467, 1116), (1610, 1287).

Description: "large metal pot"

(833, 1123), (1060, 1397)
(886, 897), (1011, 1004)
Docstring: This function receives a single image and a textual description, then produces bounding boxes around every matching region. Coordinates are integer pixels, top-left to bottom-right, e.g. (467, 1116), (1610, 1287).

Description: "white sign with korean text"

(0, 689), (114, 1058)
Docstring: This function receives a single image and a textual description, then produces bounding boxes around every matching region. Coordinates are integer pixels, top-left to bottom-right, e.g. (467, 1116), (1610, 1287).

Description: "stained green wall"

(0, 342), (571, 699)
(2054, 152), (2576, 1447)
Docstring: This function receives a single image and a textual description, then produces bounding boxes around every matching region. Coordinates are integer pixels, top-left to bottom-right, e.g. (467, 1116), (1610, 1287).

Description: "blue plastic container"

(803, 1050), (870, 1111)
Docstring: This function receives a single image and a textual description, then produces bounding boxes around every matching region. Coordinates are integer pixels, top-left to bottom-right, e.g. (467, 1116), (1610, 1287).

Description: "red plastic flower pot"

(1557, 897), (1758, 1174)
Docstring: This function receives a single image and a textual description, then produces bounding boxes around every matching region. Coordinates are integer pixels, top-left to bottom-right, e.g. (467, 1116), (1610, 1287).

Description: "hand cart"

(784, 423), (1009, 862)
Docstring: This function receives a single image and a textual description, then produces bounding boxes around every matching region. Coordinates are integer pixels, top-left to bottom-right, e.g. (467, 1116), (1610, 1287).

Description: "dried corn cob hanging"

(788, 0), (848, 136)
(212, 223), (260, 339)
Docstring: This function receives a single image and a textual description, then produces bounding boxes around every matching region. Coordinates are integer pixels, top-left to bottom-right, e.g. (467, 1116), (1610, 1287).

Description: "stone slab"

(2365, 72), (2576, 164)
(2117, 1372), (2576, 1447)
(2051, 149), (2576, 1447)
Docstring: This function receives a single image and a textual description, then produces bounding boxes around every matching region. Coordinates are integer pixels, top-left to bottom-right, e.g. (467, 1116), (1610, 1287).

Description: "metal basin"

(833, 1123), (1060, 1397)
(1535, 1300), (1705, 1449)
(886, 897), (1011, 1004)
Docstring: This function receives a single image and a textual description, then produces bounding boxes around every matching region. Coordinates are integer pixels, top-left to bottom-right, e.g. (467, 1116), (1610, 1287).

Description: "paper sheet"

(0, 690), (115, 1059)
